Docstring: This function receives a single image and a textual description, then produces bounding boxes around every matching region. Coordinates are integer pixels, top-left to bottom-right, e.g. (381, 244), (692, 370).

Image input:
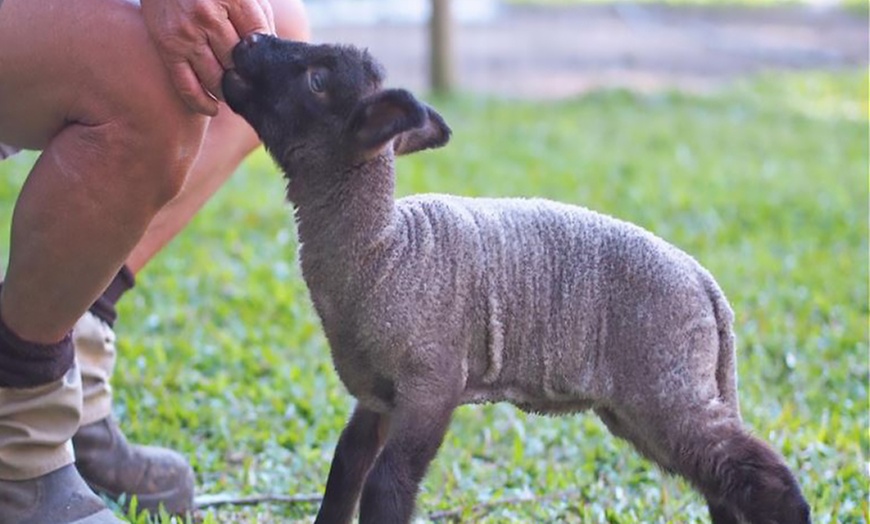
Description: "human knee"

(128, 107), (206, 207)
(51, 0), (211, 209)
(76, 112), (206, 209)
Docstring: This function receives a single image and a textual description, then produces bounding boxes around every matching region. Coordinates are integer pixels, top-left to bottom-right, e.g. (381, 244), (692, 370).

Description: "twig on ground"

(195, 488), (581, 521)
(427, 489), (582, 522)
(194, 493), (322, 509)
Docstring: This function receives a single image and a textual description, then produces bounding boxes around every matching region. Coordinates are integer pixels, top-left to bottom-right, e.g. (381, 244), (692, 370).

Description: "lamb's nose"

(239, 32), (263, 49)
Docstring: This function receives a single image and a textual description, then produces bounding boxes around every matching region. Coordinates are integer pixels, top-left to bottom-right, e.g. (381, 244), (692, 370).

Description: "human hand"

(141, 0), (275, 116)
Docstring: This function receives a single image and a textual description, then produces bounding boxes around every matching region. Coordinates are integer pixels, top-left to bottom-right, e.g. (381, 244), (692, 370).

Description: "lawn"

(0, 70), (866, 523)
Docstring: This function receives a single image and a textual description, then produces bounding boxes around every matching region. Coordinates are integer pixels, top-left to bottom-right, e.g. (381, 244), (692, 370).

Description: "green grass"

(0, 70), (866, 522)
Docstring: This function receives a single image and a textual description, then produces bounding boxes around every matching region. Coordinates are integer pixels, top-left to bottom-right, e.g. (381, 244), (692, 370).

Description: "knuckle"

(191, 0), (224, 29)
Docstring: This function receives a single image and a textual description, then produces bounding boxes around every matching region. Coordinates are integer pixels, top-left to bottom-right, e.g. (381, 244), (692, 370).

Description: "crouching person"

(0, 0), (308, 521)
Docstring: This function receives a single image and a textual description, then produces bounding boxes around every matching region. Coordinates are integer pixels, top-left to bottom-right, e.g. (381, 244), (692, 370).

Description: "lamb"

(222, 34), (811, 524)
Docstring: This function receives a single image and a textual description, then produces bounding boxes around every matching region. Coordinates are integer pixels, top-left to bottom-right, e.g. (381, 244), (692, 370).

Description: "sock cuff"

(0, 307), (74, 389)
(88, 265), (135, 327)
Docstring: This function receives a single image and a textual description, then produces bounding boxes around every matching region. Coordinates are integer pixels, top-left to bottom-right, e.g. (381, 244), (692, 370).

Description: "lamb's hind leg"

(707, 501), (740, 524)
(596, 406), (741, 522)
(599, 404), (810, 524)
(672, 414), (810, 524)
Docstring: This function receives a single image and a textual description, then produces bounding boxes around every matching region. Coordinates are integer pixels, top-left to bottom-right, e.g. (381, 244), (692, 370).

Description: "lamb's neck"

(289, 154), (397, 263)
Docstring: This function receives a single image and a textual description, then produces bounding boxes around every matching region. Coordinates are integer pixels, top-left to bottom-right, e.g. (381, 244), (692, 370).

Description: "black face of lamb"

(224, 35), (384, 164)
(223, 35), (380, 160)
(223, 35), (451, 179)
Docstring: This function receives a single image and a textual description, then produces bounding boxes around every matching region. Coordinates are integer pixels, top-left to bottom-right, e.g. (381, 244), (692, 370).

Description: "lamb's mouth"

(222, 69), (253, 110)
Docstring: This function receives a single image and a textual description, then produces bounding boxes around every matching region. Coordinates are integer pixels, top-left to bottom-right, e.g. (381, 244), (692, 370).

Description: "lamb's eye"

(308, 70), (326, 93)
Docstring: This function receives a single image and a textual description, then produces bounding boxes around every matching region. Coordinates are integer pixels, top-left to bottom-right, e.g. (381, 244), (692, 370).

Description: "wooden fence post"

(429, 0), (455, 95)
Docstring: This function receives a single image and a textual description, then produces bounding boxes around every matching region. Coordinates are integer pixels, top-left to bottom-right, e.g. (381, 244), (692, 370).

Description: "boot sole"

(84, 469), (195, 516)
(69, 508), (124, 524)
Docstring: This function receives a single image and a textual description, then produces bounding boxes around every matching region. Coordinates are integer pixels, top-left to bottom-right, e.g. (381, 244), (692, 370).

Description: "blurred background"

(304, 0), (867, 98)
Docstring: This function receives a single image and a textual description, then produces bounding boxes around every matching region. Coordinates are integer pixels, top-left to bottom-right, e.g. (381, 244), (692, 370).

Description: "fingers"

(250, 0), (275, 36)
(205, 17), (241, 69)
(204, 1), (274, 100)
(141, 0), (276, 116)
(225, 0), (275, 40)
(187, 43), (226, 105)
(168, 60), (219, 116)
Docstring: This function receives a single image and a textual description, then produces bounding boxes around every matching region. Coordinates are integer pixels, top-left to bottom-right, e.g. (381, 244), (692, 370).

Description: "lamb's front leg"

(358, 383), (459, 524)
(315, 404), (389, 524)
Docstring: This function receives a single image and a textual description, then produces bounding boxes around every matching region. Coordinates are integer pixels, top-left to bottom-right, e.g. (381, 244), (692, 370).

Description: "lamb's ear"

(345, 89), (428, 156)
(392, 105), (451, 156)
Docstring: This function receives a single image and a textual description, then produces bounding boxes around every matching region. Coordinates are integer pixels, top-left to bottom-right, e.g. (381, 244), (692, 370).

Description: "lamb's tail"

(698, 268), (740, 417)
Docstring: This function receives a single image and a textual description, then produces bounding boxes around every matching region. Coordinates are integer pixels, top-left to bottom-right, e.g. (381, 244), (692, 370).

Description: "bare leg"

(0, 0), (207, 344)
(315, 405), (389, 524)
(0, 0), (210, 520)
(126, 0), (309, 274)
(65, 1), (309, 514)
(0, 0), (309, 519)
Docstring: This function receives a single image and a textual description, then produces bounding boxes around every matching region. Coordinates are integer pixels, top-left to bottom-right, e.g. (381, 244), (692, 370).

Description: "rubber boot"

(72, 311), (195, 515)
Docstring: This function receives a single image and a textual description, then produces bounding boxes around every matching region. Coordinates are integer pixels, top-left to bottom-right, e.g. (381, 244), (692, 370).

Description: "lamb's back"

(386, 194), (722, 412)
(326, 194), (722, 414)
